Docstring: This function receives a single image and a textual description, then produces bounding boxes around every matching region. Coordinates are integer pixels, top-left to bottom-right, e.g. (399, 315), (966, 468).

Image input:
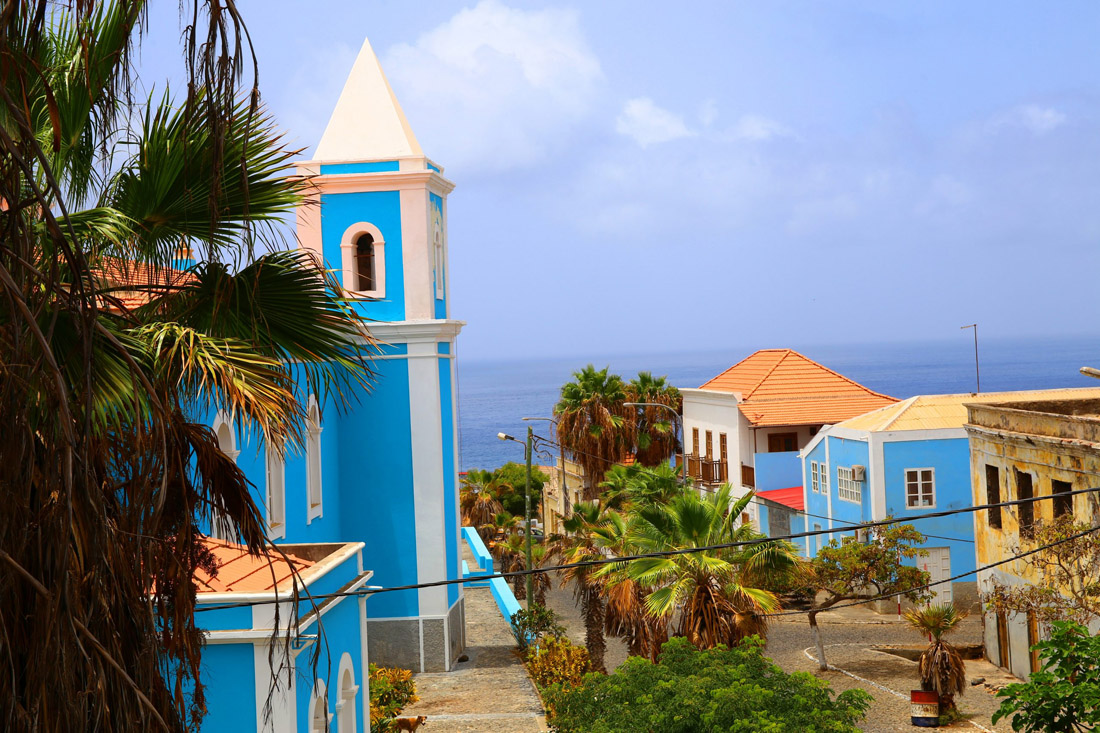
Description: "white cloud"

(998, 104), (1066, 135)
(615, 97), (694, 147)
(698, 98), (718, 127)
(382, 0), (602, 173)
(728, 114), (793, 142)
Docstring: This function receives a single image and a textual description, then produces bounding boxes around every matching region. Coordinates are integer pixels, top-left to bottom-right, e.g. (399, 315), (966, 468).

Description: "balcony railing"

(678, 454), (728, 485)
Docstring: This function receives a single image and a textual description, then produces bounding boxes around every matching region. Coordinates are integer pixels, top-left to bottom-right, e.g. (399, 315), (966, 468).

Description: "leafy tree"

(905, 604), (968, 711)
(554, 365), (632, 500)
(625, 371), (681, 467)
(542, 636), (872, 732)
(619, 487), (801, 650)
(600, 463), (687, 510)
(993, 621), (1100, 732)
(494, 461), (549, 518)
(0, 3), (374, 730)
(985, 516), (1100, 627)
(806, 523), (930, 669)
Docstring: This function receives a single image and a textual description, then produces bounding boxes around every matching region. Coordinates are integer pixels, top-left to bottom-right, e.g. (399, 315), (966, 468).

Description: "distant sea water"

(455, 335), (1100, 472)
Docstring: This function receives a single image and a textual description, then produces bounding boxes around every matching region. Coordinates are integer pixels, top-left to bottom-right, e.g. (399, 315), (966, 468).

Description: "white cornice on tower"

(314, 37), (423, 162)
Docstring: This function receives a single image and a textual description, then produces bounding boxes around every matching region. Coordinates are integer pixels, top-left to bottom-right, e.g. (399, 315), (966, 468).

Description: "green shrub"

(511, 603), (565, 651)
(525, 636), (591, 690)
(369, 664), (418, 732)
(542, 637), (871, 732)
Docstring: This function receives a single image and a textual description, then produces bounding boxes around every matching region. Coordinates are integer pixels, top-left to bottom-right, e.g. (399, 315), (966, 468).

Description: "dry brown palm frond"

(919, 640), (968, 708)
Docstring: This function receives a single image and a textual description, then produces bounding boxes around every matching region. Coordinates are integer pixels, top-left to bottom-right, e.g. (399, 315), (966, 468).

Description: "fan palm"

(460, 470), (505, 539)
(554, 365), (632, 501)
(600, 463), (687, 510)
(551, 500), (615, 672)
(624, 486), (801, 649)
(0, 4), (374, 729)
(905, 604), (968, 711)
(625, 372), (682, 467)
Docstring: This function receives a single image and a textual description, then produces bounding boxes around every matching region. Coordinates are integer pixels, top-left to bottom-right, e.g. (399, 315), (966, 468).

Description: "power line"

(196, 484), (1100, 614)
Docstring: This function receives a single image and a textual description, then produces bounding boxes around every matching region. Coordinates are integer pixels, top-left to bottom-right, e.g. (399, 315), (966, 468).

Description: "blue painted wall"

(883, 437), (976, 576)
(801, 436), (870, 555)
(295, 596), (365, 733)
(755, 451), (802, 493)
(335, 356), (419, 619)
(321, 189), (405, 321)
(201, 644), (258, 732)
(320, 160), (400, 174)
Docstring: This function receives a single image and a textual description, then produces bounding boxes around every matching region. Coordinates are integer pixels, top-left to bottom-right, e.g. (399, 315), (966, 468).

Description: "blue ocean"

(455, 335), (1100, 471)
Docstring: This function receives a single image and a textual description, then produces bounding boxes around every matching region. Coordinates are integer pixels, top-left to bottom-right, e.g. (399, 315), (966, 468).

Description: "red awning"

(756, 486), (804, 512)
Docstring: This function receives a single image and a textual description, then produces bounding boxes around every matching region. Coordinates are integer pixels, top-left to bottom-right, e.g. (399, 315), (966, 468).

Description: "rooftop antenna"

(961, 324), (979, 393)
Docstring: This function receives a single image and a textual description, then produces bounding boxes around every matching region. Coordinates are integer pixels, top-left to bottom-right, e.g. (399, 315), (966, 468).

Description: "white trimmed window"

(905, 468), (935, 508)
(837, 466), (860, 503)
(819, 462), (828, 495)
(266, 442), (286, 538)
(340, 222), (385, 298)
(211, 411), (238, 541)
(336, 653), (359, 733)
(306, 395), (323, 522)
(309, 679), (330, 733)
(810, 461), (820, 493)
(433, 217), (445, 299)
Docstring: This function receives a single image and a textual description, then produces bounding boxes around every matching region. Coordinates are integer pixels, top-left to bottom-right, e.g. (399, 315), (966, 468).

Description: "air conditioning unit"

(856, 528), (869, 543)
(852, 465), (866, 482)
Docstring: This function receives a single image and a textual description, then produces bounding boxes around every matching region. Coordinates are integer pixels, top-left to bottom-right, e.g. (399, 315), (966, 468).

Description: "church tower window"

(355, 233), (375, 291)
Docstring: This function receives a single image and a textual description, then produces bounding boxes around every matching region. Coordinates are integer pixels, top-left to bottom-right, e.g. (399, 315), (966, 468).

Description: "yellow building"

(965, 393), (1100, 680)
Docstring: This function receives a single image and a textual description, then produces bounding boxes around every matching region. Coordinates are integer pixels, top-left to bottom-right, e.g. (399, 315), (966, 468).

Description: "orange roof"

(700, 349), (897, 427)
(195, 539), (315, 594)
(94, 256), (194, 311)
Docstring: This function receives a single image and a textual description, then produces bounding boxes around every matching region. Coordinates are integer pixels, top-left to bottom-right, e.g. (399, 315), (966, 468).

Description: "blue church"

(198, 36), (465, 732)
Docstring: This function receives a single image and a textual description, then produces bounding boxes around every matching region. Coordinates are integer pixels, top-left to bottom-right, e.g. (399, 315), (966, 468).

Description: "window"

(905, 468), (935, 508)
(813, 523), (822, 554)
(309, 679), (330, 733)
(1052, 479), (1073, 519)
(768, 432), (798, 453)
(266, 442), (286, 538)
(810, 461), (820, 493)
(692, 428), (700, 456)
(705, 430), (713, 460)
(340, 222), (385, 297)
(433, 218), (445, 298)
(307, 395), (323, 522)
(820, 462), (828, 494)
(336, 654), (359, 733)
(355, 233), (375, 291)
(719, 433), (728, 461)
(985, 465), (1002, 529)
(211, 412), (238, 541)
(1016, 469), (1034, 538)
(837, 466), (859, 503)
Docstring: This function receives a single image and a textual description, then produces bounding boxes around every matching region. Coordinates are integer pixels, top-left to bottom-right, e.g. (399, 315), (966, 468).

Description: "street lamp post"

(624, 401), (686, 485)
(497, 429), (535, 604)
(522, 416), (565, 523)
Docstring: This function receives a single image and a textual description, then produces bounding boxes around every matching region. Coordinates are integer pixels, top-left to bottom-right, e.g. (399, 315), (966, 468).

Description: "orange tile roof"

(700, 349), (898, 427)
(195, 539), (315, 594)
(94, 256), (194, 311)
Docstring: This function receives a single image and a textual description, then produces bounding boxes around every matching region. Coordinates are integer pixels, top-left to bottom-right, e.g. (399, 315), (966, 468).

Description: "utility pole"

(961, 323), (980, 393)
(524, 425), (534, 604)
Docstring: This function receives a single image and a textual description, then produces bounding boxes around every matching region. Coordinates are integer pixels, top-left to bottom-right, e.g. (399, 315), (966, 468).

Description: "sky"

(136, 1), (1100, 361)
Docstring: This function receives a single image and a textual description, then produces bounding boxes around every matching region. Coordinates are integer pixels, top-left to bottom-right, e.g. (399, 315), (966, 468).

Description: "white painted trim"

(869, 433), (887, 521)
(879, 427), (968, 442)
(824, 437), (834, 542)
(253, 639), (295, 733)
(306, 394), (323, 524)
(340, 222), (386, 298)
(359, 594), (371, 733)
(296, 154), (444, 171)
(266, 443), (286, 540)
(406, 340), (448, 620)
(836, 465), (861, 504)
(297, 572), (374, 630)
(368, 319), (464, 344)
(307, 169), (456, 196)
(335, 652), (359, 733)
(196, 543), (367, 606)
(307, 678), (331, 733)
(680, 387), (742, 406)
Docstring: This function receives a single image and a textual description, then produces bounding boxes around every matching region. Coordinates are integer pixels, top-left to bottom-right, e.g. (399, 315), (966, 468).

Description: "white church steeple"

(314, 37), (423, 162)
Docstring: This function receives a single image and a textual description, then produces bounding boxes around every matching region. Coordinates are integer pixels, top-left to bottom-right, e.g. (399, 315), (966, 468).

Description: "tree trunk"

(584, 591), (607, 673)
(809, 610), (828, 671)
(512, 572), (526, 602)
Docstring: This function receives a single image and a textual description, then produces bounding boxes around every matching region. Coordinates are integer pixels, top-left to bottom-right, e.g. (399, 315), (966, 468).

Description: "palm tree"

(552, 500), (614, 672)
(625, 372), (682, 467)
(905, 604), (968, 712)
(554, 365), (632, 501)
(600, 463), (686, 510)
(624, 486), (801, 649)
(460, 470), (504, 540)
(0, 5), (374, 729)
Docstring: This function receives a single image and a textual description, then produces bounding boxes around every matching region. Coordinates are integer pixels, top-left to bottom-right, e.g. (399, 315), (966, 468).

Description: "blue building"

(799, 389), (1099, 610)
(199, 35), (466, 731)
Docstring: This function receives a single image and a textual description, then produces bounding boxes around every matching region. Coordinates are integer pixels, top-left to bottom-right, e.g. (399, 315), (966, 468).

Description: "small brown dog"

(394, 716), (428, 732)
